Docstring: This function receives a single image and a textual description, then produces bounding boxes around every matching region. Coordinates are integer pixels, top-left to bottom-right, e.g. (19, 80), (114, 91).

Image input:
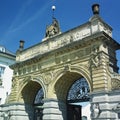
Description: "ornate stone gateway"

(0, 4), (120, 120)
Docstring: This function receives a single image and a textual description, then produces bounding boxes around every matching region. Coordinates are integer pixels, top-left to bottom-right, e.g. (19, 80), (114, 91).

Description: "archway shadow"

(21, 81), (42, 120)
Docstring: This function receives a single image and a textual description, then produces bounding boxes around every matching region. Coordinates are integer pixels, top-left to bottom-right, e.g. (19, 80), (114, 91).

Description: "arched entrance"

(20, 80), (44, 120)
(54, 71), (91, 120)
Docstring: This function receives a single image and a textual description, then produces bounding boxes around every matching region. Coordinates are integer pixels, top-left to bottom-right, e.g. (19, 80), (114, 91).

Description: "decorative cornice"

(11, 32), (111, 69)
(16, 17), (114, 62)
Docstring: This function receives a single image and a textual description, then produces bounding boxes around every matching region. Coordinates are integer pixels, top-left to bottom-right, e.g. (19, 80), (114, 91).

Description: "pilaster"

(6, 77), (20, 103)
(91, 51), (108, 91)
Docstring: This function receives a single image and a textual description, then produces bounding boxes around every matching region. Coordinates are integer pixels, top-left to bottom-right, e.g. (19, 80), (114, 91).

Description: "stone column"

(43, 98), (67, 120)
(0, 103), (34, 120)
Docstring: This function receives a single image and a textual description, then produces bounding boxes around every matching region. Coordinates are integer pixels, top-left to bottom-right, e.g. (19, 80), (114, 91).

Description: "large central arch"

(54, 71), (91, 100)
(54, 68), (91, 119)
(53, 65), (91, 99)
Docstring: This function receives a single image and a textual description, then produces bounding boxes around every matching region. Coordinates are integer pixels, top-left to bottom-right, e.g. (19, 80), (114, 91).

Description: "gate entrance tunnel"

(67, 104), (81, 120)
(67, 77), (90, 120)
(20, 81), (44, 120)
(67, 102), (90, 120)
(55, 71), (91, 120)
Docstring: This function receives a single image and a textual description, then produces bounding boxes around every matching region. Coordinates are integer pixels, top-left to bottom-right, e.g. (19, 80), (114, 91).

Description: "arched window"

(67, 77), (90, 102)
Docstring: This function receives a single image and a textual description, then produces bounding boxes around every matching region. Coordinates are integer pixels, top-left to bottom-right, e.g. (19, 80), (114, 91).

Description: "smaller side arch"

(31, 76), (47, 98)
(17, 75), (47, 103)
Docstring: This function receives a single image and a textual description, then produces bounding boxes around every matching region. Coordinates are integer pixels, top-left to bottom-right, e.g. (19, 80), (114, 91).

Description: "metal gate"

(34, 105), (43, 120)
(67, 104), (82, 120)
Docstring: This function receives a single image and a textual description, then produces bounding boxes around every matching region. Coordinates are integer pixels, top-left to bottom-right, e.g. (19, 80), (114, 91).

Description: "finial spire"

(43, 3), (61, 40)
(19, 40), (25, 51)
(92, 4), (100, 15)
(52, 5), (56, 19)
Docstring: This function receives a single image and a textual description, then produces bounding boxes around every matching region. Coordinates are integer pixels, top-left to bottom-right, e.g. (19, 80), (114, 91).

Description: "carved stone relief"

(43, 72), (53, 85)
(55, 48), (88, 64)
(64, 64), (71, 72)
(11, 78), (17, 88)
(111, 78), (120, 90)
(45, 18), (60, 38)
(92, 103), (101, 118)
(90, 46), (101, 68)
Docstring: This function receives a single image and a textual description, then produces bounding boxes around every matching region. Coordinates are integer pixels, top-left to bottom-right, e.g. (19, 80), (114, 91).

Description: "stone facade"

(0, 5), (120, 120)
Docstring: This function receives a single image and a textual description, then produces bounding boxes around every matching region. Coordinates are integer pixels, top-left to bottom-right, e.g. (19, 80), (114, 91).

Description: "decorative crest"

(44, 5), (61, 38)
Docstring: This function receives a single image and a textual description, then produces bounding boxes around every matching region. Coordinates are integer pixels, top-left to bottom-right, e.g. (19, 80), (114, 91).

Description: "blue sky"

(0, 0), (120, 70)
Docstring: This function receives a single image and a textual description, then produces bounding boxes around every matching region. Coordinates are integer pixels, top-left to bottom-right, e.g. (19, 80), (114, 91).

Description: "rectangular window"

(0, 66), (5, 86)
(0, 66), (5, 77)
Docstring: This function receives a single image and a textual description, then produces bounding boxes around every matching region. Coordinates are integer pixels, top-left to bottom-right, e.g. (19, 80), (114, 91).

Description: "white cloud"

(8, 0), (34, 31)
(8, 1), (50, 33)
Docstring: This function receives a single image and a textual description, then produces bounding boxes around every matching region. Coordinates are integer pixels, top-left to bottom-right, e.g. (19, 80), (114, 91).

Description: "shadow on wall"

(21, 81), (41, 120)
